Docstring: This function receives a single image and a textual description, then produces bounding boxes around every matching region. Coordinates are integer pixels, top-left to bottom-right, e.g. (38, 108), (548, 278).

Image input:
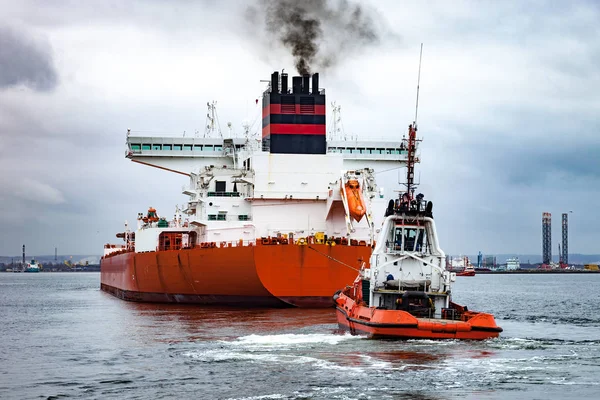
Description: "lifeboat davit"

(345, 179), (366, 222)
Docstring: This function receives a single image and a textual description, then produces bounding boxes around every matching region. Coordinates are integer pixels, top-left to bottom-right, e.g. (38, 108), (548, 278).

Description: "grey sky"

(0, 0), (598, 257)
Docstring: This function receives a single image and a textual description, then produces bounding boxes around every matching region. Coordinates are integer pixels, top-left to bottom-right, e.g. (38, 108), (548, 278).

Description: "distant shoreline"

(474, 269), (600, 274)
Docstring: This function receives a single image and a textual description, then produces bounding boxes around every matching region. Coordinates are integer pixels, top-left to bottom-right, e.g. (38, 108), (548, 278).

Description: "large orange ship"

(101, 71), (419, 307)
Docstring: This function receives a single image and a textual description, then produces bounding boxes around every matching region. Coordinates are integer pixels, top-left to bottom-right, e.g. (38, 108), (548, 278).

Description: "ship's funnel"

(262, 70), (326, 154)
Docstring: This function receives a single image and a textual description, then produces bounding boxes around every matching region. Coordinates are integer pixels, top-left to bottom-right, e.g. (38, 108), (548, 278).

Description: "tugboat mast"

(404, 43), (423, 200)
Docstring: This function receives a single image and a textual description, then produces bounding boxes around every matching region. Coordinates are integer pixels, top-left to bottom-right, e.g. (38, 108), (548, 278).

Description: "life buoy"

(297, 237), (307, 245)
(220, 241), (227, 248)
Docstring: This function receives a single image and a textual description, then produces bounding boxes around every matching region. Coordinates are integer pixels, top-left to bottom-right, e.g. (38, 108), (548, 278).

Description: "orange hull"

(101, 243), (369, 308)
(344, 180), (366, 222)
(335, 292), (502, 340)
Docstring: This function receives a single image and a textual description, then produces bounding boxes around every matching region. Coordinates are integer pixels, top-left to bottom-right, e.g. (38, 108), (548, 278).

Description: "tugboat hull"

(335, 293), (502, 340)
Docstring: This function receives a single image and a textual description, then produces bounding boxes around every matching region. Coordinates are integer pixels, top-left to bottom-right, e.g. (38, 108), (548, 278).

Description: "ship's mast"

(405, 123), (417, 198)
(204, 101), (222, 138)
(405, 44), (423, 199)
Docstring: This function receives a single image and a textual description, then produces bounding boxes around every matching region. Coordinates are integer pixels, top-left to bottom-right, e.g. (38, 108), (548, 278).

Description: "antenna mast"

(414, 43), (423, 127)
(405, 44), (423, 199)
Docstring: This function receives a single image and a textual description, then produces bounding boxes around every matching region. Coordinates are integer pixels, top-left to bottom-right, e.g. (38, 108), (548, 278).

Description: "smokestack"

(22, 244), (25, 265)
(55, 247), (57, 261)
(292, 76), (302, 94)
(271, 71), (279, 93)
(262, 70), (326, 155)
(312, 73), (319, 95)
(302, 74), (310, 94)
(281, 73), (288, 93)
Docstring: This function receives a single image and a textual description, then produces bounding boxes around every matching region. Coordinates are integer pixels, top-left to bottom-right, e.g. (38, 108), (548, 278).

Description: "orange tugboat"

(454, 258), (476, 276)
(334, 122), (503, 339)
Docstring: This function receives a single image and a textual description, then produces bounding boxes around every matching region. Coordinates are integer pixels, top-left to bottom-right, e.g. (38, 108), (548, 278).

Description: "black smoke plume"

(248, 0), (385, 75)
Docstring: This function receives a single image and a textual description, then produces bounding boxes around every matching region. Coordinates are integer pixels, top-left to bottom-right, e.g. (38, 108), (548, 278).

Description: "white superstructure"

(122, 95), (418, 253)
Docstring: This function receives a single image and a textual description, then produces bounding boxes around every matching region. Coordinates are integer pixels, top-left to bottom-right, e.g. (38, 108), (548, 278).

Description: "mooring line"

(307, 245), (363, 272)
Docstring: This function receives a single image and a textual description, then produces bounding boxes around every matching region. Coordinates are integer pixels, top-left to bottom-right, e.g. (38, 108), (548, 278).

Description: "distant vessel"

(101, 71), (417, 307)
(25, 260), (41, 273)
(457, 263), (476, 277)
(506, 257), (520, 270)
(450, 256), (476, 276)
(334, 120), (502, 339)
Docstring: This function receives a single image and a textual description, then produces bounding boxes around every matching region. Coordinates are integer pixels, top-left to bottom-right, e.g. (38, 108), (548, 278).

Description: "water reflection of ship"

(120, 303), (338, 342)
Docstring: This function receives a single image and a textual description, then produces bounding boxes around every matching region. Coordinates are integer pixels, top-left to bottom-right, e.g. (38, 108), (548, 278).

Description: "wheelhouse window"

(391, 225), (428, 252)
(183, 144), (192, 151)
(174, 144), (182, 151)
(163, 144), (172, 150)
(142, 144), (151, 150)
(152, 144), (161, 150)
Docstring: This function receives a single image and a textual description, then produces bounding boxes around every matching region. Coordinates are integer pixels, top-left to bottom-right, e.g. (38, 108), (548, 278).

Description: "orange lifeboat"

(142, 207), (159, 223)
(345, 180), (366, 222)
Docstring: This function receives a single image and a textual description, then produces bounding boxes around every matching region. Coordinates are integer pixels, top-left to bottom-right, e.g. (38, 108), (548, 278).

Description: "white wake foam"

(225, 333), (362, 348)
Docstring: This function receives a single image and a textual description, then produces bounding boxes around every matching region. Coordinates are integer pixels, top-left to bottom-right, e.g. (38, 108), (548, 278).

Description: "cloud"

(0, 0), (599, 257)
(0, 23), (58, 91)
(13, 178), (66, 205)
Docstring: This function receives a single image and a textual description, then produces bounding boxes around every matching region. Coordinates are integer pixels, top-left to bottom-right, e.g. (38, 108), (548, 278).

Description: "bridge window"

(208, 214), (217, 221)
(142, 144), (151, 150)
(174, 144), (182, 151)
(183, 145), (192, 151)
(131, 144), (141, 151)
(214, 145), (222, 151)
(194, 145), (202, 151)
(163, 144), (172, 150)
(204, 145), (213, 152)
(152, 144), (161, 150)
(215, 181), (226, 192)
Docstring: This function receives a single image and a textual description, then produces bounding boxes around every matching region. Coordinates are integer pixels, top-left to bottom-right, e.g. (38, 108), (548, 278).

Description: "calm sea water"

(1, 272), (599, 399)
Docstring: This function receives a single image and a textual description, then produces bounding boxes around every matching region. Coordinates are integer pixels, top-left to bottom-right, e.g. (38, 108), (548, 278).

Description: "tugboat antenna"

(414, 43), (423, 128)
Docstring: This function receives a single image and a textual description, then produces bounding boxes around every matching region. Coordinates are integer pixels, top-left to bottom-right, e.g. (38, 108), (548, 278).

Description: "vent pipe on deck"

(271, 71), (279, 93)
(292, 76), (302, 94)
(281, 73), (288, 93)
(302, 74), (310, 94)
(312, 73), (319, 95)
